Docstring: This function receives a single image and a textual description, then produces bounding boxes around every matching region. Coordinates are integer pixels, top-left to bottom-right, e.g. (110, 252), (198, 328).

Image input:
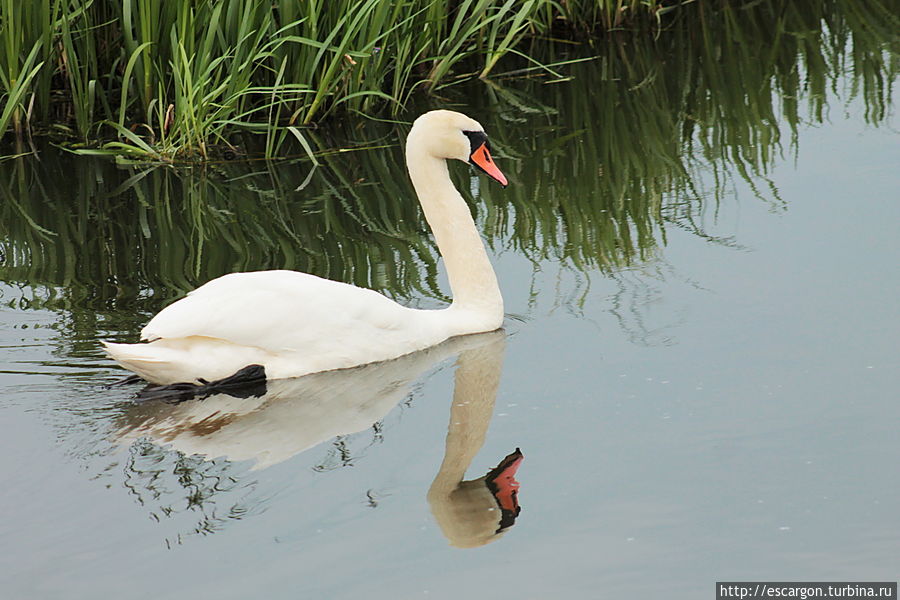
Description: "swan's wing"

(141, 271), (417, 353)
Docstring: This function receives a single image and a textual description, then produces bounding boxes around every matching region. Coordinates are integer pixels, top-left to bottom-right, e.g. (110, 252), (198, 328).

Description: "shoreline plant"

(0, 0), (691, 158)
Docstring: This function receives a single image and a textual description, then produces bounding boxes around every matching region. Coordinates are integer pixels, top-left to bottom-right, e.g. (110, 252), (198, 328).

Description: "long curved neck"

(406, 149), (503, 327)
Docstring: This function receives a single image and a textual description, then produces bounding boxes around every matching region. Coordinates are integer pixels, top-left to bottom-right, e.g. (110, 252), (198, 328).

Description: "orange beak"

(469, 142), (508, 187)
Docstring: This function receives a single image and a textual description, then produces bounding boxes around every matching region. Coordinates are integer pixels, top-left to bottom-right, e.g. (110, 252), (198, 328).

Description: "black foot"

(106, 374), (145, 388)
(135, 364), (268, 403)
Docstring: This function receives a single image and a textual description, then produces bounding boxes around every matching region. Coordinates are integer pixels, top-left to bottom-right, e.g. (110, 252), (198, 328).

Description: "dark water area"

(1, 4), (898, 599)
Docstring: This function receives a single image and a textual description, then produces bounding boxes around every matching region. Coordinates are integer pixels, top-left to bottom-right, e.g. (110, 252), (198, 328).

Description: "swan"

(103, 110), (509, 386)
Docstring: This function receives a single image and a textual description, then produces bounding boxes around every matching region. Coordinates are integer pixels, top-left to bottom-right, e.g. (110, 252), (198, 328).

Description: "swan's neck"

(407, 152), (503, 330)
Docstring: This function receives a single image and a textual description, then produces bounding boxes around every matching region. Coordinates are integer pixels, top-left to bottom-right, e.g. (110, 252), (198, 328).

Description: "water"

(1, 7), (899, 599)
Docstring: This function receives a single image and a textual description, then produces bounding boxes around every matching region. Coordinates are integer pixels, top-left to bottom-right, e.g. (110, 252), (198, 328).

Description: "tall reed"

(0, 0), (715, 158)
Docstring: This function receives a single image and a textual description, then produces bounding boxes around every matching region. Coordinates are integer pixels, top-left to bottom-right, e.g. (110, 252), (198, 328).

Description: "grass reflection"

(0, 148), (445, 321)
(473, 0), (895, 267)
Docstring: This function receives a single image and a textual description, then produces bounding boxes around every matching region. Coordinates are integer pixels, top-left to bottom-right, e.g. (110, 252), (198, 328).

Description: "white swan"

(104, 110), (508, 385)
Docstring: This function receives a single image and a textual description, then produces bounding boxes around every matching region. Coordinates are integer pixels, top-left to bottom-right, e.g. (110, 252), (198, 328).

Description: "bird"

(103, 110), (509, 387)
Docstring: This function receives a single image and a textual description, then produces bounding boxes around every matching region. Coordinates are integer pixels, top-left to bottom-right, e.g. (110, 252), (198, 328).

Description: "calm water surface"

(1, 8), (899, 599)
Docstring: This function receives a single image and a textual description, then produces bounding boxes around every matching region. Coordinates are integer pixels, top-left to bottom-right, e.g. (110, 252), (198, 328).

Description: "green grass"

(0, 0), (710, 158)
(3, 1), (895, 160)
(7, 0), (893, 160)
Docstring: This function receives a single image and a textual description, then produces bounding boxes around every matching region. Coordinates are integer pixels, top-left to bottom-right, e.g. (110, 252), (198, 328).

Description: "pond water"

(1, 7), (898, 599)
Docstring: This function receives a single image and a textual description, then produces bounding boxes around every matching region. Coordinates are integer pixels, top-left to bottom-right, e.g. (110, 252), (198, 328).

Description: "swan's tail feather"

(103, 341), (168, 362)
(102, 338), (273, 386)
(103, 341), (181, 384)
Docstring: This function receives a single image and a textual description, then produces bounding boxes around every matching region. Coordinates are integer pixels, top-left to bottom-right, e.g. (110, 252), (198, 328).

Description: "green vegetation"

(0, 0), (705, 158)
(2, 1), (894, 159)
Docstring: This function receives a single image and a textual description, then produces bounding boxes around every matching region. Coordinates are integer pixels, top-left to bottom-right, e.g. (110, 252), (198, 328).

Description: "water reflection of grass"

(0, 150), (445, 319)
(475, 0), (896, 268)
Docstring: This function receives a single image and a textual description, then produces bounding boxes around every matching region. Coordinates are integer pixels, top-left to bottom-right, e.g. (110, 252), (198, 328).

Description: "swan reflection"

(115, 330), (523, 544)
(427, 333), (522, 547)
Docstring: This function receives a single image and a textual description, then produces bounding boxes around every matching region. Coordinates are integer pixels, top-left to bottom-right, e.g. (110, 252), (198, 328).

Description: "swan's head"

(408, 110), (508, 187)
(428, 448), (524, 548)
